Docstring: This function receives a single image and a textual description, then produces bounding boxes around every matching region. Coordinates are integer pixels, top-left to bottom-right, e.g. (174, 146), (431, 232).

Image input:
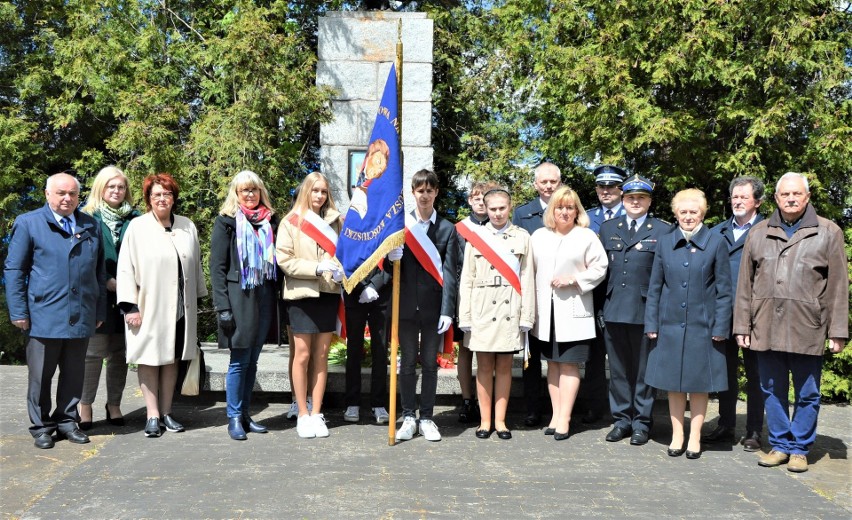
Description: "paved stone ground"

(1, 365), (849, 519)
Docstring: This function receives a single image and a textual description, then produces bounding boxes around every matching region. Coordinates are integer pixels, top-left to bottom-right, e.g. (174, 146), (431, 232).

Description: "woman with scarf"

(210, 170), (280, 440)
(78, 166), (140, 429)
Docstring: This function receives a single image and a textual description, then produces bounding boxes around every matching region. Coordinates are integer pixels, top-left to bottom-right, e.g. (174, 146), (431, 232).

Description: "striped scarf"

(236, 205), (277, 289)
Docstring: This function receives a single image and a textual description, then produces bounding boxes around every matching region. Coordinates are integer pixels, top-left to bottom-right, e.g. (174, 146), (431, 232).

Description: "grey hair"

(46, 173), (81, 193)
(775, 172), (809, 193)
(533, 161), (561, 181)
(728, 176), (765, 202)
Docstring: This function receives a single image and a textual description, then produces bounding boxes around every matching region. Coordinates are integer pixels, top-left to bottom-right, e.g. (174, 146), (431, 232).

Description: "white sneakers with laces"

(395, 416), (417, 441)
(313, 414), (329, 438)
(418, 419), (441, 442)
(296, 415), (314, 438)
(372, 407), (390, 424)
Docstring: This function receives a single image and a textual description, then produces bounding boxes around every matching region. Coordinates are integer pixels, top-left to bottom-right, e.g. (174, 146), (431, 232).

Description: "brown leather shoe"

(787, 454), (808, 473)
(742, 431), (761, 452)
(758, 449), (789, 467)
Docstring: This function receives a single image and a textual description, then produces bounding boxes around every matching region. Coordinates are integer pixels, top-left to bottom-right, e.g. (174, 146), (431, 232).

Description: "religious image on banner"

(336, 64), (405, 293)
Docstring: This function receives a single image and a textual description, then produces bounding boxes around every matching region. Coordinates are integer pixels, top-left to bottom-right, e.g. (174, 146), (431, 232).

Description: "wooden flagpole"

(388, 19), (404, 446)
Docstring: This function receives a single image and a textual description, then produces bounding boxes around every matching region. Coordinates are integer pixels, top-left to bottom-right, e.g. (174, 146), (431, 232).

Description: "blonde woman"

(79, 166), (139, 429)
(276, 172), (342, 439)
(210, 170), (280, 440)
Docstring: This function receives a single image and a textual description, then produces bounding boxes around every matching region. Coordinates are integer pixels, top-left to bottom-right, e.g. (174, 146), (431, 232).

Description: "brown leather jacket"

(733, 205), (848, 355)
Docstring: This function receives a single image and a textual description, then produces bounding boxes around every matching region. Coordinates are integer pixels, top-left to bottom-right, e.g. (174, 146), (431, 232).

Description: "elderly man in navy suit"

(705, 176), (766, 451)
(598, 174), (672, 445)
(5, 173), (107, 449)
(512, 161), (561, 427)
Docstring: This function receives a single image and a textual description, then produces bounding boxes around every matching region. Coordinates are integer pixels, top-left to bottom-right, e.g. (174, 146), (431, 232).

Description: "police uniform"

(598, 175), (672, 444)
(587, 165), (628, 235)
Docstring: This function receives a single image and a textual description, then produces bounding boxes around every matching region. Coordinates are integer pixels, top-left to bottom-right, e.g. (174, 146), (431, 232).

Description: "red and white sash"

(455, 220), (521, 294)
(287, 211), (346, 339)
(404, 213), (443, 286)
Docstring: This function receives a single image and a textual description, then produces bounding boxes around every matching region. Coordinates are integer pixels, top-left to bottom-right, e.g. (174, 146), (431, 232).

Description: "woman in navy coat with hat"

(645, 188), (732, 459)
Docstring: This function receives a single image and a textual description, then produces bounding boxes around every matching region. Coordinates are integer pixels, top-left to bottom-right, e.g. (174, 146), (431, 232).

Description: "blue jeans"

(225, 286), (274, 419)
(757, 350), (823, 455)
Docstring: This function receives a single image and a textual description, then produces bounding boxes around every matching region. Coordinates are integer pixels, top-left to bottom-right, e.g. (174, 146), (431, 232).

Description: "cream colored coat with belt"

(117, 213), (208, 365)
(458, 223), (535, 353)
(530, 226), (608, 342)
(276, 209), (342, 300)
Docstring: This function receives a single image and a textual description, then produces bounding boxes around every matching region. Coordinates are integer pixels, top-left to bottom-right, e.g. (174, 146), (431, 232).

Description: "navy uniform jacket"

(643, 225), (732, 392)
(599, 215), (673, 325)
(588, 205), (627, 234)
(4, 204), (107, 339)
(710, 214), (765, 295)
(400, 211), (459, 320)
(343, 265), (392, 307)
(512, 199), (545, 236)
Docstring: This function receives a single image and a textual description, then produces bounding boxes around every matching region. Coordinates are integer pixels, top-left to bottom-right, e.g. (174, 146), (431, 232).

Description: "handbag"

(180, 343), (206, 396)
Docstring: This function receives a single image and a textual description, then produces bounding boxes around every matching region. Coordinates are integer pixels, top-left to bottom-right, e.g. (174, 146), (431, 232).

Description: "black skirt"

(287, 292), (338, 334)
(538, 307), (589, 363)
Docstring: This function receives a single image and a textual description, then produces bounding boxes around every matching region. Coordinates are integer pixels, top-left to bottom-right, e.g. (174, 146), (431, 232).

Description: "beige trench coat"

(117, 213), (208, 365)
(530, 226), (608, 342)
(276, 209), (342, 300)
(458, 223), (535, 353)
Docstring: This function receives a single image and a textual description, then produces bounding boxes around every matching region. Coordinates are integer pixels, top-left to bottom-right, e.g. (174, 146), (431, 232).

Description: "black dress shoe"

(544, 428), (556, 436)
(458, 399), (480, 423)
(496, 430), (512, 440)
(79, 420), (92, 431)
(701, 424), (735, 443)
(742, 431), (761, 452)
(605, 425), (631, 442)
(667, 445), (686, 457)
(144, 417), (162, 438)
(630, 429), (650, 446)
(105, 405), (125, 426)
(475, 428), (492, 439)
(581, 409), (602, 424)
(242, 416), (268, 434)
(686, 449), (702, 459)
(554, 431), (571, 441)
(161, 414), (185, 433)
(34, 432), (55, 449)
(58, 428), (90, 444)
(228, 417), (247, 440)
(523, 413), (542, 427)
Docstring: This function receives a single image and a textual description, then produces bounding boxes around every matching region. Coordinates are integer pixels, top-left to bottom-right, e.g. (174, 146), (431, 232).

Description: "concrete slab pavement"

(1, 365), (849, 519)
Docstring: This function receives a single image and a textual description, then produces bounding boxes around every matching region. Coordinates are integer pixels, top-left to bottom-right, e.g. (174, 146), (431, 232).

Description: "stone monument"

(317, 11), (433, 211)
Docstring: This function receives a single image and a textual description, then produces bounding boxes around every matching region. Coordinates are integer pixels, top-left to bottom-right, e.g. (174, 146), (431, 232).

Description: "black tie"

(605, 209), (613, 221)
(629, 219), (637, 238)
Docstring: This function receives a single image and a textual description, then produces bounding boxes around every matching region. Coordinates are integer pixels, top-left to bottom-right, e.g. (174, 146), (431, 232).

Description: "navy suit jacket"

(512, 199), (545, 236)
(4, 204), (107, 338)
(599, 215), (673, 325)
(710, 214), (765, 294)
(400, 211), (459, 320)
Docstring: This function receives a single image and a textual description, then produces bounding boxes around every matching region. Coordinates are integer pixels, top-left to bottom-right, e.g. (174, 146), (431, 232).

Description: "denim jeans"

(757, 350), (823, 455)
(225, 285), (274, 418)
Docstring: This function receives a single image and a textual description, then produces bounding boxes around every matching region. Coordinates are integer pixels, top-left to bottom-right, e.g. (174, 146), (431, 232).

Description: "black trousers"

(26, 336), (88, 436)
(577, 325), (610, 415)
(523, 334), (545, 415)
(603, 323), (655, 432)
(344, 299), (389, 409)
(717, 338), (764, 432)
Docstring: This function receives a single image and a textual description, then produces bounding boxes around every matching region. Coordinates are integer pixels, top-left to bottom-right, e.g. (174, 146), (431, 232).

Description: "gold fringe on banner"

(340, 229), (405, 294)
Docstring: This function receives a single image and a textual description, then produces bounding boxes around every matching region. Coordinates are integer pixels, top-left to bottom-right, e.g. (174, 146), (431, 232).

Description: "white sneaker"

(344, 406), (360, 423)
(286, 402), (299, 420)
(418, 419), (441, 442)
(296, 415), (315, 438)
(313, 414), (329, 438)
(372, 407), (390, 424)
(395, 416), (417, 441)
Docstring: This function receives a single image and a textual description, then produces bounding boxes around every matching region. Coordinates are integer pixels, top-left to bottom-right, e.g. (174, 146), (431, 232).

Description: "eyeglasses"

(106, 184), (127, 192)
(151, 192), (174, 200)
(240, 188), (259, 196)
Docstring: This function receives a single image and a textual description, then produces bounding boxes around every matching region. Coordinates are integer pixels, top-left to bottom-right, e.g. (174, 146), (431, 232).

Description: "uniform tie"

(605, 209), (613, 221)
(61, 217), (72, 235)
(629, 219), (637, 238)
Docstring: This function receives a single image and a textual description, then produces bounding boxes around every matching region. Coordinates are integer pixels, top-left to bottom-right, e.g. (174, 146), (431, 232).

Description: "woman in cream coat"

(117, 173), (207, 438)
(531, 186), (608, 440)
(276, 172), (342, 439)
(459, 187), (535, 440)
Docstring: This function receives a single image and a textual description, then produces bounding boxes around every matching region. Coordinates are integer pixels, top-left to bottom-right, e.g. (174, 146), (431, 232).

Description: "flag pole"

(388, 19), (404, 446)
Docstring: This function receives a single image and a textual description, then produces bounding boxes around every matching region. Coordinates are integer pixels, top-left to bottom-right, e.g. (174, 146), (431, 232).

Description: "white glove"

(358, 286), (379, 303)
(331, 267), (343, 283)
(316, 258), (337, 275)
(437, 315), (453, 334)
(388, 246), (403, 261)
(460, 326), (471, 333)
(520, 325), (531, 333)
